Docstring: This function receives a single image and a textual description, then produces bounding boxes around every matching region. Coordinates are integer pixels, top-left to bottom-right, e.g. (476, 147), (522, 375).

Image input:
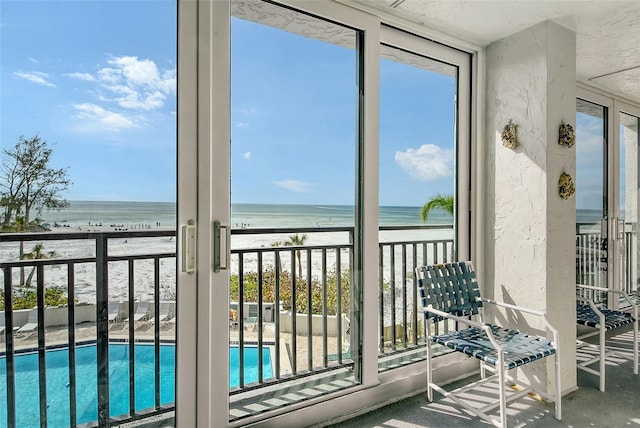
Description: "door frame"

(177, 0), (474, 425)
(576, 85), (640, 302)
(177, 0), (231, 426)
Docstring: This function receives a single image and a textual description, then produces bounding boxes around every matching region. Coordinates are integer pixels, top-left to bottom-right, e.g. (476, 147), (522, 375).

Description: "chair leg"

(498, 353), (507, 428)
(426, 337), (433, 402)
(634, 318), (638, 375)
(555, 350), (562, 420)
(599, 325), (606, 392)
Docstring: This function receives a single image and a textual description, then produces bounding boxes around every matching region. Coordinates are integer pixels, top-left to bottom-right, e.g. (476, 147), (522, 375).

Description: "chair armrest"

(479, 297), (560, 347)
(480, 297), (545, 317)
(424, 306), (507, 353)
(576, 284), (639, 311)
(423, 306), (485, 330)
(577, 284), (615, 293)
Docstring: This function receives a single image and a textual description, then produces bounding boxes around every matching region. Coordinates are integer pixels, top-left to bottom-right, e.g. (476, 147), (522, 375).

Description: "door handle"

(617, 218), (625, 241)
(181, 220), (196, 274)
(213, 220), (229, 272)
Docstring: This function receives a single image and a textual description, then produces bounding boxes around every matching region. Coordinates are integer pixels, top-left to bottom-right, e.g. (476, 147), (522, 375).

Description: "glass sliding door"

(229, 0), (362, 421)
(575, 98), (609, 289)
(575, 92), (640, 309)
(377, 27), (470, 368)
(619, 110), (640, 299)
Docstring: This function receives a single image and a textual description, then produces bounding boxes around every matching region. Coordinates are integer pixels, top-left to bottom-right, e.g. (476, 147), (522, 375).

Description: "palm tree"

(285, 233), (308, 274)
(22, 243), (57, 286)
(420, 193), (454, 223)
(271, 241), (284, 274)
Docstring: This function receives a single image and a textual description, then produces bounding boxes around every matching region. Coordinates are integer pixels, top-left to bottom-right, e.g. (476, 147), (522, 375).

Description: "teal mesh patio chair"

(245, 304), (259, 331)
(416, 262), (561, 427)
(576, 283), (638, 392)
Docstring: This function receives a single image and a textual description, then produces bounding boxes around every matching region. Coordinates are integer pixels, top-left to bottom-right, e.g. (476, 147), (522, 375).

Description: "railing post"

(67, 264), (77, 427)
(290, 249), (297, 374)
(36, 265), (48, 427)
(4, 267), (16, 428)
(127, 259), (136, 417)
(96, 234), (110, 427)
(154, 256), (161, 409)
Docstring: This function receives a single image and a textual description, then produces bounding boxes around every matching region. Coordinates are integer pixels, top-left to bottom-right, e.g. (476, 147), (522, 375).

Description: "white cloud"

(73, 103), (135, 131)
(273, 180), (312, 193)
(236, 122), (250, 128)
(28, 57), (39, 64)
(243, 152), (251, 159)
(67, 72), (96, 82)
(395, 144), (453, 181)
(14, 71), (56, 87)
(96, 55), (176, 111)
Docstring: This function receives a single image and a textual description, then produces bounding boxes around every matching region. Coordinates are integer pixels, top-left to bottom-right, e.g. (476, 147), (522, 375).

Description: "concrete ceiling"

(351, 0), (640, 104)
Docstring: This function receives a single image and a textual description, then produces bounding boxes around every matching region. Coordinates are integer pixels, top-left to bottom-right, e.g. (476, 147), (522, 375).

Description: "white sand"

(0, 228), (453, 305)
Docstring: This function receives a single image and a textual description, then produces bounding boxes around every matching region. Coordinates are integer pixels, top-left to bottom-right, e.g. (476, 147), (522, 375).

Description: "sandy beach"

(0, 227), (453, 306)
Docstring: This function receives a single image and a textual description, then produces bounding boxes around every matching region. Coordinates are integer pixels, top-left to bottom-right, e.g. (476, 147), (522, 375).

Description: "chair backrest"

(416, 261), (482, 321)
(137, 301), (149, 313)
(248, 304), (259, 318)
(160, 302), (170, 314)
(576, 284), (607, 306)
(28, 307), (39, 323)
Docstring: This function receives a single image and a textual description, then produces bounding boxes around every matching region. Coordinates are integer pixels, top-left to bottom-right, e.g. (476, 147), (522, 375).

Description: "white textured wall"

(484, 21), (577, 393)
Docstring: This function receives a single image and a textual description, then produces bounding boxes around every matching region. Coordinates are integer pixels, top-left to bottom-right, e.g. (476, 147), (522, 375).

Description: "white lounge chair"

(133, 301), (150, 322)
(244, 304), (259, 331)
(17, 308), (39, 334)
(0, 312), (5, 335)
(158, 302), (172, 322)
(108, 301), (121, 323)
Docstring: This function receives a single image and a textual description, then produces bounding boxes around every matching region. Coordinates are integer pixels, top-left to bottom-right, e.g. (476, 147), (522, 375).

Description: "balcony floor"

(327, 329), (639, 427)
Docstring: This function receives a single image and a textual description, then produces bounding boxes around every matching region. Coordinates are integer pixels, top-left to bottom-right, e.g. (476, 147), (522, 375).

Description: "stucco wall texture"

(484, 20), (578, 394)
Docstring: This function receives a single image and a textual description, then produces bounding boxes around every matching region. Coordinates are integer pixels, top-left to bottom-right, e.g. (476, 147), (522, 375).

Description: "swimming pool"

(0, 343), (273, 426)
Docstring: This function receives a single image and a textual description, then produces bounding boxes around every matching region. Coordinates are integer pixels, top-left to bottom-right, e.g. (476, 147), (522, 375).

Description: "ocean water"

(34, 200), (604, 231)
(37, 201), (452, 230)
(38, 201), (177, 230)
(231, 203), (451, 228)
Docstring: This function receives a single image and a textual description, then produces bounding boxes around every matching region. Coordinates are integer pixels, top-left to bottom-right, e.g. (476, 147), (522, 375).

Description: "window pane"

(230, 0), (358, 420)
(378, 43), (457, 364)
(575, 99), (607, 287)
(1, 1), (177, 426)
(619, 111), (640, 295)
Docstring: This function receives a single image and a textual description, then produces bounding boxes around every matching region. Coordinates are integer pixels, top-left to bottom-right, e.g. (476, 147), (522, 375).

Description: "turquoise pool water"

(0, 343), (272, 427)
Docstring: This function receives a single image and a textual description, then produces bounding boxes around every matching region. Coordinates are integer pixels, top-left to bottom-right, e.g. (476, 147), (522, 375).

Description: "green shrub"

(230, 267), (351, 315)
(0, 286), (70, 310)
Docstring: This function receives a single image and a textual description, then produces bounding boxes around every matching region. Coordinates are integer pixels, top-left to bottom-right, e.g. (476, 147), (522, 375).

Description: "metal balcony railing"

(0, 224), (458, 426)
(8, 224), (638, 425)
(576, 222), (640, 304)
(0, 230), (175, 427)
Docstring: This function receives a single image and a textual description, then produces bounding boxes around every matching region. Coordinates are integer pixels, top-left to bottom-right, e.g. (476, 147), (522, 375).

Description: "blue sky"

(576, 112), (605, 212)
(1, 1), (177, 202)
(1, 1), (457, 207)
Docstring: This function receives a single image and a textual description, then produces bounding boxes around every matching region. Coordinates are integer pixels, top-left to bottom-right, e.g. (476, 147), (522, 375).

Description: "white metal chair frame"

(576, 284), (639, 392)
(417, 262), (561, 428)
